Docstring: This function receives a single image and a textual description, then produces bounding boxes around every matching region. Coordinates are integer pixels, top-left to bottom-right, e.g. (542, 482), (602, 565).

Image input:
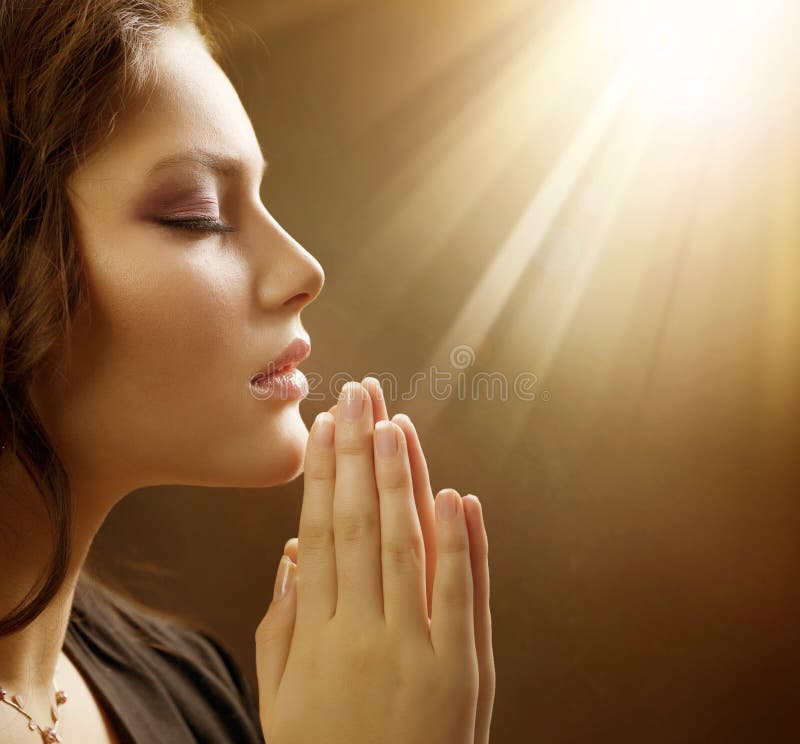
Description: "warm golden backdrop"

(89, 1), (800, 741)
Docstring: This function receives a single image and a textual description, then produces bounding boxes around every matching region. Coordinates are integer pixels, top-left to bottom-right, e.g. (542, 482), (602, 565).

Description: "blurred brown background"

(88, 1), (800, 741)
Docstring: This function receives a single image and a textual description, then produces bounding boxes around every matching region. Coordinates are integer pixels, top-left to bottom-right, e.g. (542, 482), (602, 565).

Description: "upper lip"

(254, 337), (310, 379)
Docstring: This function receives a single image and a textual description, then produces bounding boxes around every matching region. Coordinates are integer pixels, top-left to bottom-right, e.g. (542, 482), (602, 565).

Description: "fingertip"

(311, 412), (335, 447)
(361, 375), (383, 398)
(463, 493), (481, 512)
(392, 419), (407, 450)
(283, 538), (299, 562)
(392, 412), (416, 432)
(273, 555), (296, 602)
(435, 488), (462, 523)
(462, 495), (488, 548)
(390, 415), (413, 443)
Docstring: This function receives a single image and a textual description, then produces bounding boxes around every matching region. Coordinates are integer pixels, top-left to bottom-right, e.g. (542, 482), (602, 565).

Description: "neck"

(0, 447), (126, 724)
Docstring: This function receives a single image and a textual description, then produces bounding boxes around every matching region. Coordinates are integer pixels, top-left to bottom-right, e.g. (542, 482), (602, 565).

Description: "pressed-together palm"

(256, 378), (495, 744)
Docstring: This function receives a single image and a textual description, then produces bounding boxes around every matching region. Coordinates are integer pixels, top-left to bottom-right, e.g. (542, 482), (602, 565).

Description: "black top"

(63, 577), (266, 744)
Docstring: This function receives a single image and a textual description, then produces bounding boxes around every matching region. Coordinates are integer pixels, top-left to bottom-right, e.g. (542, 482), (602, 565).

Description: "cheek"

(161, 250), (250, 360)
(50, 236), (308, 488)
(73, 244), (250, 413)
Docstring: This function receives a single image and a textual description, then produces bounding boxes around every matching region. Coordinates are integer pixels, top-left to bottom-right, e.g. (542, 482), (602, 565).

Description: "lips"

(252, 337), (310, 382)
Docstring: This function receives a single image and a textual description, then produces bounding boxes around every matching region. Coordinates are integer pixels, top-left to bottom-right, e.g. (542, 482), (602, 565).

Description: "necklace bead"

(0, 678), (67, 741)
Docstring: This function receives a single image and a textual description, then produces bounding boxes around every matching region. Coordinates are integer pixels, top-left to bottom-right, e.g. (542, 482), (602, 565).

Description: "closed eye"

(156, 216), (236, 234)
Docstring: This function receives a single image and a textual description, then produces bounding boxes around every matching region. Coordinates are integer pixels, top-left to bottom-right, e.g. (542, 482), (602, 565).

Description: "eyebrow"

(145, 146), (269, 180)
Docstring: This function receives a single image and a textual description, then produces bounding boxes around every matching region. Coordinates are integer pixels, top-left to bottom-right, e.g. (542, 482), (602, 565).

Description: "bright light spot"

(604, 0), (792, 119)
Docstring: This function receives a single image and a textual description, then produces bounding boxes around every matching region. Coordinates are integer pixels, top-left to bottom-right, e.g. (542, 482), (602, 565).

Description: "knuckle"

(335, 434), (370, 457)
(298, 518), (333, 552)
(336, 508), (378, 544)
(305, 449), (335, 476)
(437, 533), (470, 558)
(435, 556), (474, 611)
(377, 468), (410, 494)
(382, 536), (424, 570)
(304, 466), (333, 486)
(378, 484), (412, 509)
(305, 452), (334, 479)
(438, 574), (473, 608)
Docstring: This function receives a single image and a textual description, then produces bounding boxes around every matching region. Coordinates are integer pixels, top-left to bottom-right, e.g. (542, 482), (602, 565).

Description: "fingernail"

(397, 413), (420, 436)
(436, 490), (459, 522)
(273, 556), (292, 601)
(369, 378), (385, 401)
(312, 412), (334, 447)
(375, 421), (397, 457)
(340, 383), (365, 421)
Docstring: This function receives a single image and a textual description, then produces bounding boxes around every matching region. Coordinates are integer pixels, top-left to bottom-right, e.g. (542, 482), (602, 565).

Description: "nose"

(254, 211), (325, 312)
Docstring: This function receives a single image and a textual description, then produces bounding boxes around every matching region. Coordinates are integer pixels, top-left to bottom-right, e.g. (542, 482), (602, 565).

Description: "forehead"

(70, 22), (263, 190)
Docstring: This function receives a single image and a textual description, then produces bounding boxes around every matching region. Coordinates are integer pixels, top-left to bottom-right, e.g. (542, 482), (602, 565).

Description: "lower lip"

(250, 366), (309, 401)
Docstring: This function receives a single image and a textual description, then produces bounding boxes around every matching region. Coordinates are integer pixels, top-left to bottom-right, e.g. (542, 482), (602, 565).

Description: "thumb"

(255, 554), (297, 724)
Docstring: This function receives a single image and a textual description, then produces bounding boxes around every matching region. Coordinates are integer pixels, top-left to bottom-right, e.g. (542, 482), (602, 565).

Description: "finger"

(373, 420), (428, 636)
(361, 376), (390, 423)
(283, 537), (298, 564)
(463, 495), (495, 744)
(430, 489), (476, 662)
(391, 413), (436, 619)
(333, 381), (383, 619)
(327, 404), (337, 416)
(297, 412), (337, 632)
(255, 555), (297, 725)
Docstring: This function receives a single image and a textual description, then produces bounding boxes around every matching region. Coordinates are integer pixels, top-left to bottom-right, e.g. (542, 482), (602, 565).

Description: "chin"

(241, 407), (310, 488)
(183, 404), (311, 489)
(264, 434), (307, 486)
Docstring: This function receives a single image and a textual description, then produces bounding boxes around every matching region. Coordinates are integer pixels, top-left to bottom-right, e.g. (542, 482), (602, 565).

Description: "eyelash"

(157, 217), (236, 234)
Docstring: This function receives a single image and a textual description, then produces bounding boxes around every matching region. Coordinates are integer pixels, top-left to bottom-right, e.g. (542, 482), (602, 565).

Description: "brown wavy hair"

(0, 0), (229, 638)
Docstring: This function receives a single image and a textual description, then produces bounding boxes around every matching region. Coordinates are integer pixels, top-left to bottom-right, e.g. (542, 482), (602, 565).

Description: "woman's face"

(30, 22), (325, 494)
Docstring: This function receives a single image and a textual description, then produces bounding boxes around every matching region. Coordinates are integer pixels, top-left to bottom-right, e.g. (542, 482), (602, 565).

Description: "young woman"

(0, 1), (495, 742)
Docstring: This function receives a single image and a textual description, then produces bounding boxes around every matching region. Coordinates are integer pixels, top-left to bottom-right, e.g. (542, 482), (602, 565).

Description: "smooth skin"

(256, 379), (495, 744)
